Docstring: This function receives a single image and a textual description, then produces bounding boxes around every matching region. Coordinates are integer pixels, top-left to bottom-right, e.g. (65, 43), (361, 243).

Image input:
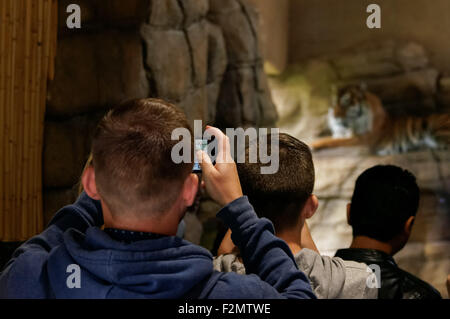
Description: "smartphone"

(193, 139), (208, 173)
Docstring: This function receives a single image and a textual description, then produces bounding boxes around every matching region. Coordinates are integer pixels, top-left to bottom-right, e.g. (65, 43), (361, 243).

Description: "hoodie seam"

(65, 252), (213, 265)
(107, 254), (213, 264)
(107, 250), (113, 283)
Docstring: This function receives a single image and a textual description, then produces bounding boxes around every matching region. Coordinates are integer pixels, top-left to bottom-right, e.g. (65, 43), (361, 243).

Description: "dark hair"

(237, 133), (315, 232)
(91, 98), (193, 216)
(349, 165), (420, 242)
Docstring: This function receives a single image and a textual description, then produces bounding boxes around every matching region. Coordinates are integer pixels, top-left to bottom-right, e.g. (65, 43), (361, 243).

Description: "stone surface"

(255, 65), (278, 126)
(208, 0), (259, 65)
(141, 25), (191, 101)
(43, 112), (104, 188)
(331, 41), (396, 78)
(337, 62), (402, 81)
(206, 81), (221, 124)
(148, 0), (183, 28)
(197, 198), (223, 251)
(395, 42), (429, 71)
(96, 31), (150, 108)
(288, 0), (450, 76)
(326, 41), (440, 114)
(46, 0), (277, 182)
(216, 63), (278, 128)
(215, 68), (244, 127)
(47, 31), (149, 118)
(205, 21), (227, 124)
(331, 41), (430, 80)
(439, 77), (450, 93)
(43, 0), (278, 260)
(257, 89), (278, 127)
(246, 0), (290, 75)
(183, 212), (203, 245)
(47, 34), (99, 117)
(313, 147), (450, 199)
(209, 0), (278, 128)
(178, 87), (208, 125)
(98, 0), (149, 27)
(206, 21), (227, 84)
(361, 68), (439, 107)
(208, 0), (241, 14)
(186, 20), (208, 88)
(180, 0), (209, 27)
(238, 67), (259, 124)
(197, 199), (222, 224)
(436, 93), (450, 112)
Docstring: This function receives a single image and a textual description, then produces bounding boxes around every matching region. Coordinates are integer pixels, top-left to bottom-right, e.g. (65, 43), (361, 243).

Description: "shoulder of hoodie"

(205, 271), (284, 299)
(0, 225), (63, 298)
(3, 224), (65, 270)
(295, 248), (378, 299)
(1, 225), (65, 277)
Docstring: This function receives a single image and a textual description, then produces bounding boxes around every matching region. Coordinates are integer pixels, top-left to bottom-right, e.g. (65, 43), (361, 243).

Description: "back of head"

(91, 98), (193, 217)
(237, 133), (315, 232)
(349, 165), (420, 242)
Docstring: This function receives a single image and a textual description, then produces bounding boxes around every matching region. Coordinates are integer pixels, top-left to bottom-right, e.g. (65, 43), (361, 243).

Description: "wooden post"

(20, 0), (32, 238)
(0, 0), (8, 238)
(0, 0), (57, 241)
(4, 0), (14, 241)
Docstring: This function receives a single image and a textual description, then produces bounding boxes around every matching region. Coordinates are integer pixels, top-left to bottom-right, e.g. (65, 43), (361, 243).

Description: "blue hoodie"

(0, 192), (315, 299)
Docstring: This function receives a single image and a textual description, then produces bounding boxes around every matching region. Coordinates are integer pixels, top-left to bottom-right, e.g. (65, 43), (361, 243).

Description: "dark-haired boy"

(215, 133), (378, 299)
(335, 165), (442, 299)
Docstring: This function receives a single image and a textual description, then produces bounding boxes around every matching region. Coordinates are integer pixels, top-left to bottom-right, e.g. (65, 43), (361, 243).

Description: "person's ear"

(181, 173), (199, 207)
(301, 195), (319, 220)
(404, 216), (415, 236)
(346, 203), (352, 225)
(81, 165), (101, 200)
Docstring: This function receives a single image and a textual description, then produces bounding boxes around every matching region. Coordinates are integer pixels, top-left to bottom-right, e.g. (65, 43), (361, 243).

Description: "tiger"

(311, 84), (450, 155)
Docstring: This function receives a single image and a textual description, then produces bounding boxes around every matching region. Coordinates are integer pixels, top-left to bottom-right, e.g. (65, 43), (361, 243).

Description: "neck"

(104, 218), (179, 236)
(349, 236), (394, 255)
(277, 228), (303, 255)
(101, 201), (182, 236)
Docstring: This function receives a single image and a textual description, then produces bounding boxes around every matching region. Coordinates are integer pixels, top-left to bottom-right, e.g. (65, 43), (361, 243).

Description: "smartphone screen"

(193, 139), (208, 172)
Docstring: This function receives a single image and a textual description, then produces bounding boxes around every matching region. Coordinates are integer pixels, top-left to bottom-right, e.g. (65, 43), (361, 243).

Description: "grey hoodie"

(213, 248), (378, 299)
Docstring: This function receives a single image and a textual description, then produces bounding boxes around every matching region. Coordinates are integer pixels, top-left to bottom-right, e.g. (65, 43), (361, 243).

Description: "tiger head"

(328, 83), (373, 138)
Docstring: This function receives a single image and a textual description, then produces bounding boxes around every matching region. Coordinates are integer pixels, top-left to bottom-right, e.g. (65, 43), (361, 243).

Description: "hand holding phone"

(193, 139), (208, 173)
(196, 126), (243, 207)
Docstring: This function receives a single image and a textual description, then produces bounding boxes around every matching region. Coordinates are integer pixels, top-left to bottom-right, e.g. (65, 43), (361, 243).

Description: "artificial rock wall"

(288, 0), (450, 74)
(43, 0), (277, 224)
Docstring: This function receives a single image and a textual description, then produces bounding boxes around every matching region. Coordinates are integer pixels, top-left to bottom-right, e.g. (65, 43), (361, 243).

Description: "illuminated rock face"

(43, 0), (277, 223)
